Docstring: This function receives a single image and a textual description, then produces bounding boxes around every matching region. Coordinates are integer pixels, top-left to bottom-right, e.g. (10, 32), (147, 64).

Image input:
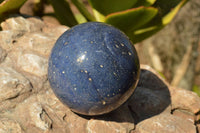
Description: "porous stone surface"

(0, 16), (199, 133)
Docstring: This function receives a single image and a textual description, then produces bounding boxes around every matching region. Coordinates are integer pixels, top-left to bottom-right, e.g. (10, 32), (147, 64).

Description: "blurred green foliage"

(0, 0), (188, 43)
(192, 85), (200, 97)
(0, 0), (27, 21)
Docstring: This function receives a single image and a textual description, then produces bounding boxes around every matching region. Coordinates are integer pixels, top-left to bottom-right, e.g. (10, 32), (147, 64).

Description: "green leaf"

(162, 0), (188, 25)
(49, 0), (78, 27)
(0, 0), (27, 20)
(92, 9), (105, 22)
(128, 0), (188, 43)
(75, 13), (87, 24)
(154, 0), (182, 16)
(105, 7), (158, 32)
(71, 0), (95, 21)
(129, 25), (164, 43)
(134, 0), (156, 7)
(88, 0), (138, 16)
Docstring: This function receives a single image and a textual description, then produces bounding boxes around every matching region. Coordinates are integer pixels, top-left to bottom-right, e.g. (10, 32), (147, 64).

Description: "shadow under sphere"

(79, 66), (171, 124)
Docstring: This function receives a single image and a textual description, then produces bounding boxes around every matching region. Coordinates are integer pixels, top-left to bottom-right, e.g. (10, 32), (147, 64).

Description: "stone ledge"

(0, 16), (199, 133)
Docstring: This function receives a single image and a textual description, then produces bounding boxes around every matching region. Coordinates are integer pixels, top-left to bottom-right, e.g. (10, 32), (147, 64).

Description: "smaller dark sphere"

(48, 22), (140, 115)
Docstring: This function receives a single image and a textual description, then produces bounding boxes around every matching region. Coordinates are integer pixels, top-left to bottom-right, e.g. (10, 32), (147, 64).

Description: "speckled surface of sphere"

(48, 22), (140, 115)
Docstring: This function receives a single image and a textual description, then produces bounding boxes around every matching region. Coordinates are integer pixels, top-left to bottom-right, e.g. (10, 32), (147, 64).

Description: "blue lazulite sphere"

(48, 22), (140, 115)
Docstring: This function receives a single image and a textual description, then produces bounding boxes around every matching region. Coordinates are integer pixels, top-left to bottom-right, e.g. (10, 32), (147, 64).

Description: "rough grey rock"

(0, 117), (23, 133)
(0, 67), (32, 101)
(171, 87), (200, 114)
(0, 66), (32, 112)
(0, 16), (199, 133)
(134, 113), (196, 133)
(1, 16), (44, 33)
(0, 46), (6, 63)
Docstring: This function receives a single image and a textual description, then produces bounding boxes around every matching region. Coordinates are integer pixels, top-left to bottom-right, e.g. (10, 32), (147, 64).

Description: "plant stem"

(93, 9), (105, 22)
(71, 0), (95, 22)
(49, 0), (78, 27)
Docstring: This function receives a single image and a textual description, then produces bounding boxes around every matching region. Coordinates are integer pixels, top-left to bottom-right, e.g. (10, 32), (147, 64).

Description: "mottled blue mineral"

(48, 22), (140, 115)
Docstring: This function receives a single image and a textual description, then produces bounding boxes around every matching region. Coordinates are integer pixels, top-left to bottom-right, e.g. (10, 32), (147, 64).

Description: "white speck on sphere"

(77, 54), (85, 63)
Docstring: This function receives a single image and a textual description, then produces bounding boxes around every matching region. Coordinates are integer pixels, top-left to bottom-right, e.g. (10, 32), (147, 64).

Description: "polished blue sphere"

(48, 22), (140, 115)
